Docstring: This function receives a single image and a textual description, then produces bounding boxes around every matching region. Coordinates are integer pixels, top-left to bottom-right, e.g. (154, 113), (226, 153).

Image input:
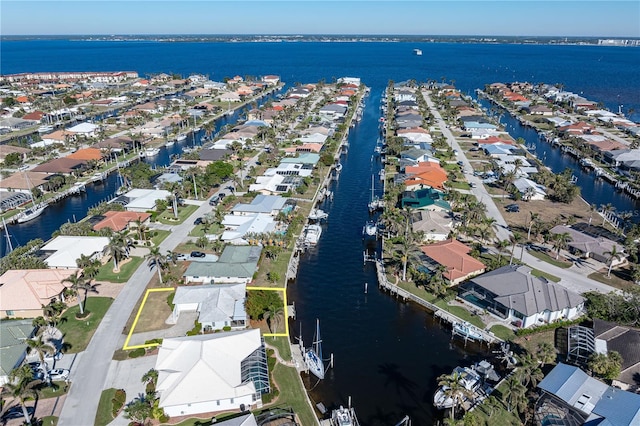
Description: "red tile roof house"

(92, 211), (152, 233)
(420, 239), (486, 285)
(0, 269), (80, 319)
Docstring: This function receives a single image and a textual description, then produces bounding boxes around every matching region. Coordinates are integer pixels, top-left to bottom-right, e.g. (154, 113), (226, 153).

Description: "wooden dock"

(374, 261), (501, 345)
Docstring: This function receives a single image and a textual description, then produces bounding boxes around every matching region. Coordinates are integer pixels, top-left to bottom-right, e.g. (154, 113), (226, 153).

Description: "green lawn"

(37, 382), (68, 399)
(490, 324), (517, 341)
(150, 230), (171, 246)
(527, 249), (572, 268)
(156, 204), (199, 225)
(267, 336), (293, 360)
(94, 256), (144, 283)
(189, 223), (223, 237)
(58, 297), (113, 353)
(447, 181), (471, 190)
(470, 398), (522, 425)
(270, 364), (317, 426)
(94, 388), (117, 426)
(41, 416), (58, 426)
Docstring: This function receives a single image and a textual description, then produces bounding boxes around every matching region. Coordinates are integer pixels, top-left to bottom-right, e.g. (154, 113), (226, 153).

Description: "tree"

(552, 232), (572, 260)
(437, 370), (473, 419)
(124, 396), (153, 425)
(62, 271), (99, 316)
(141, 368), (158, 395)
(527, 212), (539, 241)
(588, 351), (622, 380)
(536, 342), (556, 367)
(4, 365), (39, 425)
(264, 304), (284, 333)
(604, 245), (624, 278)
(106, 231), (134, 271)
(502, 375), (527, 414)
(509, 232), (523, 265)
(427, 264), (449, 298)
(516, 352), (544, 388)
(26, 338), (55, 384)
(76, 254), (101, 279)
(146, 247), (167, 285)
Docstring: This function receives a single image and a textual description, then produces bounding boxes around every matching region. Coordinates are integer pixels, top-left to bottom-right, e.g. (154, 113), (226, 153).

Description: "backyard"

(58, 297), (114, 353)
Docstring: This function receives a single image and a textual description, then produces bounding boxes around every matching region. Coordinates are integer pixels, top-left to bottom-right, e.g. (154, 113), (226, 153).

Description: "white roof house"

(155, 329), (270, 417)
(230, 195), (287, 216)
(122, 188), (171, 212)
(221, 213), (276, 243)
(67, 122), (99, 137)
(514, 177), (547, 201)
(41, 236), (109, 269)
(170, 283), (247, 331)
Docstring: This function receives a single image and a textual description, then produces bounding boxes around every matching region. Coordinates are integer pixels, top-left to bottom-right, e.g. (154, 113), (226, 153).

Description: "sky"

(1, 1), (639, 37)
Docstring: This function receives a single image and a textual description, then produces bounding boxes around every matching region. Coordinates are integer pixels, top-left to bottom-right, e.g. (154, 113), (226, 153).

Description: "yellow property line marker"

(123, 288), (175, 350)
(123, 286), (290, 350)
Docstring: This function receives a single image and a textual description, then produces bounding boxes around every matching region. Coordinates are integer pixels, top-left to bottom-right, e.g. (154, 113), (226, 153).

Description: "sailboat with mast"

(304, 319), (325, 380)
(367, 175), (384, 213)
(15, 172), (47, 224)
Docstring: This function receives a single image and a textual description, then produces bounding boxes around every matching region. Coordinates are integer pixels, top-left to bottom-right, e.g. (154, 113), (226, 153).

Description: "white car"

(48, 368), (70, 381)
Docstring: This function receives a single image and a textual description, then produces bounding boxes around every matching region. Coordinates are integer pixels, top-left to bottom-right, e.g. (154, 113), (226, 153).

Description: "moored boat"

(452, 321), (484, 341)
(303, 224), (322, 245)
(433, 366), (482, 410)
(304, 319), (325, 380)
(15, 203), (47, 224)
(139, 147), (160, 157)
(331, 404), (360, 426)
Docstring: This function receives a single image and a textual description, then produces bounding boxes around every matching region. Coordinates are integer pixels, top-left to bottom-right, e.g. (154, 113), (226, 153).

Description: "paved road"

(423, 90), (617, 296)
(58, 201), (210, 426)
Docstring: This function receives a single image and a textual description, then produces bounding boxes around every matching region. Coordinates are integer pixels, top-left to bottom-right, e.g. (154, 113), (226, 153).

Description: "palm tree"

(62, 271), (99, 315)
(264, 304), (284, 333)
(502, 375), (527, 414)
(106, 231), (134, 271)
(4, 365), (39, 425)
(495, 239), (510, 265)
(428, 264), (449, 298)
(76, 254), (101, 279)
(604, 245), (624, 278)
(134, 218), (149, 242)
(527, 212), (539, 241)
(601, 203), (615, 226)
(552, 232), (572, 260)
(42, 300), (66, 331)
(536, 342), (556, 367)
(141, 368), (158, 395)
(437, 371), (473, 419)
(516, 352), (544, 388)
(26, 338), (56, 384)
(509, 232), (523, 265)
(146, 247), (167, 284)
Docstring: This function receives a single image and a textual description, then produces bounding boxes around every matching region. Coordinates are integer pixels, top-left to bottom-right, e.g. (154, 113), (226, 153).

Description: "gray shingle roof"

(469, 265), (584, 317)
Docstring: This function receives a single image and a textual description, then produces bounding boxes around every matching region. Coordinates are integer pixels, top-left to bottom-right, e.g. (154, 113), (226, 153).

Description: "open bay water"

(2, 40), (639, 423)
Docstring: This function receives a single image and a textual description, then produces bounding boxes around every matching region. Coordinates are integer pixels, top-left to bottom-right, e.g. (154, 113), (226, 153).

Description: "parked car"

(505, 204), (520, 212)
(194, 217), (204, 225)
(28, 361), (48, 372)
(48, 368), (70, 381)
(1, 406), (35, 421)
(208, 195), (220, 206)
(190, 251), (206, 258)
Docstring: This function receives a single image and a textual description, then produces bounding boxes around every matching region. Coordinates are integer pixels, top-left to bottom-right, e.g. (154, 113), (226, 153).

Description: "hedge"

(515, 318), (583, 337)
(111, 389), (126, 417)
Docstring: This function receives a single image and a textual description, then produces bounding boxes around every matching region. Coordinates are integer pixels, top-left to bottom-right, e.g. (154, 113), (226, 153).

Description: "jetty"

(374, 260), (501, 345)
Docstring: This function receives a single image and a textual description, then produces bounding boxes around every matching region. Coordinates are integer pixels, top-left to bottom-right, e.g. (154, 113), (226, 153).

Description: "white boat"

(139, 147), (160, 158)
(14, 171), (47, 224)
(165, 139), (175, 147)
(309, 209), (328, 221)
(452, 321), (484, 341)
(334, 163), (343, 172)
(303, 224), (322, 245)
(433, 366), (482, 410)
(176, 133), (187, 142)
(414, 48), (423, 56)
(37, 125), (54, 134)
(363, 221), (378, 238)
(331, 404), (360, 426)
(367, 176), (384, 213)
(304, 319), (325, 380)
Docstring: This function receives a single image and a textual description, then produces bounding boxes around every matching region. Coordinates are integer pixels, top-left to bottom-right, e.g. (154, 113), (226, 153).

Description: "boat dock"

(374, 260), (501, 345)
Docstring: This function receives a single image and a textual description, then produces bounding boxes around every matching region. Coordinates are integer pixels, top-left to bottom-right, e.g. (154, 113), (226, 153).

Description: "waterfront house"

(32, 157), (88, 176)
(67, 122), (99, 138)
(401, 188), (451, 212)
(513, 177), (547, 200)
(319, 103), (347, 119)
(400, 148), (439, 167)
(155, 329), (269, 417)
(536, 363), (640, 425)
(568, 319), (640, 388)
(92, 210), (151, 233)
(0, 171), (49, 194)
(37, 129), (76, 147)
(459, 265), (585, 328)
(183, 245), (261, 284)
(41, 236), (109, 269)
(526, 105), (554, 116)
(549, 225), (626, 265)
(419, 239), (485, 284)
(249, 174), (303, 195)
(0, 319), (36, 386)
(230, 195), (287, 216)
(0, 145), (30, 164)
(0, 269), (80, 319)
(119, 188), (171, 212)
(170, 283), (247, 332)
(220, 213), (277, 243)
(603, 149), (640, 173)
(411, 210), (455, 242)
(402, 162), (448, 191)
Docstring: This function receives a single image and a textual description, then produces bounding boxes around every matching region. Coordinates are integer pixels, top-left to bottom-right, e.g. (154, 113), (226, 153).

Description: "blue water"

(2, 40), (640, 423)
